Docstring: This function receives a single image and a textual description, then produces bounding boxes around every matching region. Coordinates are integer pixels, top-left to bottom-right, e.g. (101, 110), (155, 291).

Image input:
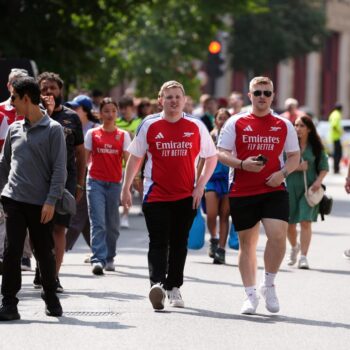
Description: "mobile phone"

(255, 154), (268, 165)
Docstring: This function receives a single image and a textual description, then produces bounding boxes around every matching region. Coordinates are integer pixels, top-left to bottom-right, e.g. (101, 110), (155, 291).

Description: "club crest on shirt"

(183, 132), (194, 137)
(115, 134), (121, 141)
(63, 119), (72, 125)
(269, 126), (281, 132)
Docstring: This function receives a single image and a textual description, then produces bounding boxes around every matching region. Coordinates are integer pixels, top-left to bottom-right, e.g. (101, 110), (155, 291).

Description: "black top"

(51, 106), (84, 187)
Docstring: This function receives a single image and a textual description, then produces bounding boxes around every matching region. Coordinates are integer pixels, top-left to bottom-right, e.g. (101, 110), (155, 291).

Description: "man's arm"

(121, 154), (143, 209)
(192, 155), (217, 209)
(42, 125), (67, 223)
(75, 143), (86, 202)
(266, 150), (300, 187)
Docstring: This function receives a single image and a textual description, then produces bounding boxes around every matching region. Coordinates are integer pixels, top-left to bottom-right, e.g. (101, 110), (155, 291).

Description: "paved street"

(1, 169), (350, 350)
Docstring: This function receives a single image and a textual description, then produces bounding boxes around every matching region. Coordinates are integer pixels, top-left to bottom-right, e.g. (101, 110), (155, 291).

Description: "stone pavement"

(0, 171), (350, 350)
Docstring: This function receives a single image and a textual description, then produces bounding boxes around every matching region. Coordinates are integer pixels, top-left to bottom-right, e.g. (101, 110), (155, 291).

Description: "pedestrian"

(36, 72), (86, 293)
(200, 108), (231, 264)
(116, 95), (142, 229)
(64, 95), (100, 255)
(199, 95), (218, 132)
(121, 80), (217, 310)
(0, 77), (67, 320)
(286, 115), (329, 269)
(280, 98), (303, 125)
(0, 68), (33, 273)
(86, 97), (131, 275)
(217, 76), (300, 315)
(328, 103), (343, 174)
(227, 91), (244, 116)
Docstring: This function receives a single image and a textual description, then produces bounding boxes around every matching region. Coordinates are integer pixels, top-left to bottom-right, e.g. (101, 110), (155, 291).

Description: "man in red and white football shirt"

(121, 80), (217, 310)
(218, 76), (300, 315)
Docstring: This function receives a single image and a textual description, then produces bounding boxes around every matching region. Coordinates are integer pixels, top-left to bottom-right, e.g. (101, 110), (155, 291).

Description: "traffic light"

(207, 41), (225, 78)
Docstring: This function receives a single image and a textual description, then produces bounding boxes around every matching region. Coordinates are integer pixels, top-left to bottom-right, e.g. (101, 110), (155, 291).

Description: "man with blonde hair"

(218, 76), (300, 315)
(122, 80), (217, 310)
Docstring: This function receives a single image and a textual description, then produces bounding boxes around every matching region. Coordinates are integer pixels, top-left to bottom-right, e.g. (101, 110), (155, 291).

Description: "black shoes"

(56, 278), (64, 293)
(213, 247), (226, 264)
(33, 267), (42, 289)
(0, 304), (20, 321)
(208, 238), (219, 258)
(41, 291), (63, 317)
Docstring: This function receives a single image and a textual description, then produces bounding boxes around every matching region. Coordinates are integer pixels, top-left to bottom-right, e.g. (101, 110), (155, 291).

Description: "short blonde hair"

(249, 76), (274, 91)
(158, 80), (185, 97)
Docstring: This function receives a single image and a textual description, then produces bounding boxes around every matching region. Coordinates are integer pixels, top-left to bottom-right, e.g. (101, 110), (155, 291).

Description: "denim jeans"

(86, 178), (121, 266)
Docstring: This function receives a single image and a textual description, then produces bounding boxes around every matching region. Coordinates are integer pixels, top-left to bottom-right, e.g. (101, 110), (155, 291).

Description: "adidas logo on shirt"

(155, 132), (164, 139)
(243, 125), (253, 132)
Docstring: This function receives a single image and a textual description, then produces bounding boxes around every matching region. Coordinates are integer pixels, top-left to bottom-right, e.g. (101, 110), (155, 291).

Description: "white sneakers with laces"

(241, 295), (259, 314)
(298, 255), (309, 269)
(259, 284), (280, 313)
(167, 287), (185, 308)
(149, 284), (166, 310)
(287, 243), (300, 266)
(120, 215), (129, 229)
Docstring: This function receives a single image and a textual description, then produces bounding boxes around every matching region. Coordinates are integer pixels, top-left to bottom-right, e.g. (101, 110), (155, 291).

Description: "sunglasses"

(252, 90), (273, 97)
(10, 94), (18, 102)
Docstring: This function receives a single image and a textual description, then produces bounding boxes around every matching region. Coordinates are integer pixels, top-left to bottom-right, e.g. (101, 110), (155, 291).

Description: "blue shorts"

(205, 178), (229, 198)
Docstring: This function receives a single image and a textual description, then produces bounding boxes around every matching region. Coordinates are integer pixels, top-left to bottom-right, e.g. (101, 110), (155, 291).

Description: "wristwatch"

(76, 184), (85, 190)
(281, 168), (288, 178)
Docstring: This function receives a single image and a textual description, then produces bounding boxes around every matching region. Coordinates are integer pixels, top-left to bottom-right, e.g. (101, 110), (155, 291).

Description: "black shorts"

(54, 176), (76, 228)
(229, 191), (289, 231)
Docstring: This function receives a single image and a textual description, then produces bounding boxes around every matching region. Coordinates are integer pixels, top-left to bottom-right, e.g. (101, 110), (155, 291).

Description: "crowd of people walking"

(0, 68), (348, 321)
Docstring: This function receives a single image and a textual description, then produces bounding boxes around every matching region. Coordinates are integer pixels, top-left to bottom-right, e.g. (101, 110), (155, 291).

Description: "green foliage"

(0, 0), (267, 97)
(230, 0), (328, 74)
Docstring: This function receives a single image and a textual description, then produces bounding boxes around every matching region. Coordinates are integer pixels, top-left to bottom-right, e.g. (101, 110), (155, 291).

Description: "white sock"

(244, 286), (257, 298)
(262, 271), (276, 287)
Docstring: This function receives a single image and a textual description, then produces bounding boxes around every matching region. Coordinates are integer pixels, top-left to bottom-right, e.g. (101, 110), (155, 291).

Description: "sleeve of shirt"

(284, 120), (300, 153)
(45, 124), (67, 206)
(318, 150), (329, 172)
(127, 123), (148, 157)
(217, 117), (237, 156)
(123, 130), (131, 151)
(73, 114), (84, 146)
(84, 129), (93, 151)
(198, 121), (217, 158)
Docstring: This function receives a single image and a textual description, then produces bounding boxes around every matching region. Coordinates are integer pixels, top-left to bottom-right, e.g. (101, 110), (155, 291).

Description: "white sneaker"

(149, 284), (166, 310)
(259, 284), (280, 313)
(167, 287), (185, 308)
(287, 243), (300, 266)
(104, 261), (115, 271)
(120, 215), (129, 229)
(298, 256), (309, 269)
(92, 262), (104, 275)
(240, 295), (259, 314)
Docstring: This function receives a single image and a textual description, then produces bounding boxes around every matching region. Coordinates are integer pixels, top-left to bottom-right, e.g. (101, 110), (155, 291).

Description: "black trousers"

(333, 140), (342, 173)
(1, 197), (57, 306)
(65, 191), (90, 251)
(142, 197), (196, 290)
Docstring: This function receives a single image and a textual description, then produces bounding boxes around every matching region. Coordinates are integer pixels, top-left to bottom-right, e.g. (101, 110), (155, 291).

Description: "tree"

(0, 0), (267, 96)
(229, 0), (328, 75)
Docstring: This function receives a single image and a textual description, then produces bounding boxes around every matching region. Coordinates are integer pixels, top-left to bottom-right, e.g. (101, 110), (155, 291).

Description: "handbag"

(55, 189), (76, 216)
(188, 208), (205, 250)
(228, 223), (239, 250)
(303, 170), (324, 207)
(319, 191), (333, 221)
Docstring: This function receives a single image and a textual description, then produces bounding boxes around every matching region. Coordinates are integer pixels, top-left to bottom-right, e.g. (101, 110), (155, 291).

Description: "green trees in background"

(0, 0), (326, 98)
(230, 0), (327, 75)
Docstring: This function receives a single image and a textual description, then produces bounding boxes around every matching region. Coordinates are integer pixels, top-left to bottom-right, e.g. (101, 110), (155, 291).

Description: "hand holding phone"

(255, 154), (268, 165)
